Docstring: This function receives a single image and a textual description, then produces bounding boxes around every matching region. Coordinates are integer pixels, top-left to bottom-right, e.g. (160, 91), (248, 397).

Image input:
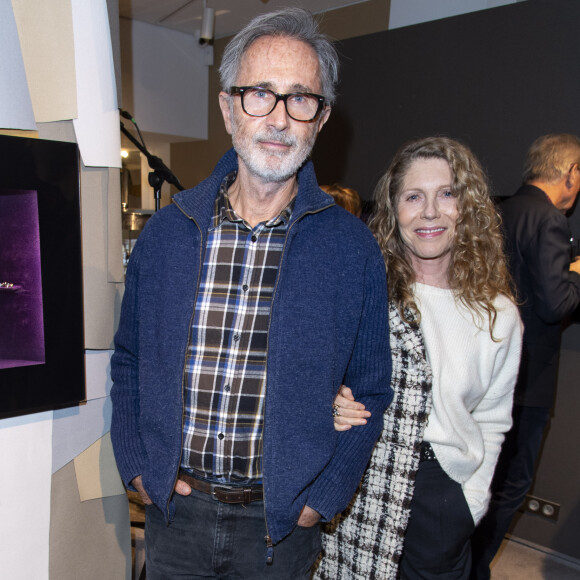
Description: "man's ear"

(219, 92), (233, 135)
(315, 106), (331, 134)
(565, 163), (575, 190)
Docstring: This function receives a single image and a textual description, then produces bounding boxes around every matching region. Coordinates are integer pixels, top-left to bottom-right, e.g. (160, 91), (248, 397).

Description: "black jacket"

(501, 184), (580, 407)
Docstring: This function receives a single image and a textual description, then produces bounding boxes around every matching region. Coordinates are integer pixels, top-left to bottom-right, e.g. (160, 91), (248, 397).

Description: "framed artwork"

(0, 135), (85, 417)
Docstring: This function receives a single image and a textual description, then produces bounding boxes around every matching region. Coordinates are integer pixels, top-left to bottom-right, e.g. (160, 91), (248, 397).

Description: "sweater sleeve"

(110, 240), (146, 489)
(462, 301), (523, 524)
(306, 249), (393, 521)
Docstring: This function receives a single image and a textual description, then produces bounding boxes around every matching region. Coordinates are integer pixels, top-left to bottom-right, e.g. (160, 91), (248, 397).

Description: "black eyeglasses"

(228, 86), (326, 122)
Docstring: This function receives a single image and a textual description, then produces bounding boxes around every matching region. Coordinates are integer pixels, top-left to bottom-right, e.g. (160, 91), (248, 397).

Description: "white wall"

(389, 0), (525, 29)
(0, 412), (53, 579)
(120, 17), (211, 141)
(1, 1), (128, 577)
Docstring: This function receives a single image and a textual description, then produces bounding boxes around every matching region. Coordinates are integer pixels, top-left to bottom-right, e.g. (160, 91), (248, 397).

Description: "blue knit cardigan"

(110, 149), (392, 544)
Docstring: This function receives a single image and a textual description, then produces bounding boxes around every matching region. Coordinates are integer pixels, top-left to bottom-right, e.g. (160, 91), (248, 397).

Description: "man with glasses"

(471, 134), (580, 579)
(111, 8), (392, 579)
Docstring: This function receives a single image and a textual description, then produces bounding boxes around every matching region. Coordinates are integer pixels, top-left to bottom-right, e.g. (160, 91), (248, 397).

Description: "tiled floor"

(491, 536), (580, 579)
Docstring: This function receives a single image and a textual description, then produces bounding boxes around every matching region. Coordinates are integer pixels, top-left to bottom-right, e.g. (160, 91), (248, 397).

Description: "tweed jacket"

(315, 303), (433, 579)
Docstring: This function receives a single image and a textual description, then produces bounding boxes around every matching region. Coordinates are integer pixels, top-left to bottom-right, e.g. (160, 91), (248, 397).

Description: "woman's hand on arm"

(333, 385), (371, 431)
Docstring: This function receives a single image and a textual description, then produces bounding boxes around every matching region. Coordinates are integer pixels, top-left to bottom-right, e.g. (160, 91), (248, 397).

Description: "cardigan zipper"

(172, 196), (334, 547)
(166, 209), (206, 520)
(261, 203), (333, 561)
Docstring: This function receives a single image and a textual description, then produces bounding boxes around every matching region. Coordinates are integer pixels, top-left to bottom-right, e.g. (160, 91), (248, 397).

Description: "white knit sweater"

(416, 282), (523, 524)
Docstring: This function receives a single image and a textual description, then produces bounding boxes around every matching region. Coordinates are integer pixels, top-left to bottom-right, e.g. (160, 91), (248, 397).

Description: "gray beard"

(232, 126), (317, 183)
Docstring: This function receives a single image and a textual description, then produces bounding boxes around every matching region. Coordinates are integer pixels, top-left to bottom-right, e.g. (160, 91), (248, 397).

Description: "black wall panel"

(313, 0), (580, 205)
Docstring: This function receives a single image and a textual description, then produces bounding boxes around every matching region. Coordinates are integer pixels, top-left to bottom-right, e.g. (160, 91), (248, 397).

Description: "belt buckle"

(213, 484), (234, 495)
(212, 485), (236, 504)
(211, 485), (255, 505)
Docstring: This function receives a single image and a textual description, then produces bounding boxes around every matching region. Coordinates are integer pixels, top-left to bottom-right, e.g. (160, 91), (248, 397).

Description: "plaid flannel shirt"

(181, 174), (293, 483)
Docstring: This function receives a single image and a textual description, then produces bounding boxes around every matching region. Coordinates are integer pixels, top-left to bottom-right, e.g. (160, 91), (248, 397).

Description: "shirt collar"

(212, 171), (294, 230)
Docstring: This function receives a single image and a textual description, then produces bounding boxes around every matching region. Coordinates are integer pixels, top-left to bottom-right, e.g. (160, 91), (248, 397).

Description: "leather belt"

(179, 471), (263, 504)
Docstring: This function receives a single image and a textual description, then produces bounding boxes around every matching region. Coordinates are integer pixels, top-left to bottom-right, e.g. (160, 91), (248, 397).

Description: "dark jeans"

(145, 488), (321, 579)
(470, 405), (551, 580)
(399, 458), (475, 579)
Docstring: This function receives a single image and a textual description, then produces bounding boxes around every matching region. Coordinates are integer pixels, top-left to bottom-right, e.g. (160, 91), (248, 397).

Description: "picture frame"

(0, 135), (85, 418)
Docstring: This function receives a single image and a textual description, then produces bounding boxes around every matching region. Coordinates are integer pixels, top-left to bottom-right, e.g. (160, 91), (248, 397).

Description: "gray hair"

(219, 7), (339, 105)
(523, 133), (580, 184)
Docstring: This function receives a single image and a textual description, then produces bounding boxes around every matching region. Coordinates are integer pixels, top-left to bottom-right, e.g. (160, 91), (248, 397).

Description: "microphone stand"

(120, 117), (184, 212)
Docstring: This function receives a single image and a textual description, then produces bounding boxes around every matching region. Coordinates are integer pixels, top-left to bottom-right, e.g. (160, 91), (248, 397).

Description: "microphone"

(118, 109), (185, 206)
(120, 109), (147, 149)
(120, 109), (134, 122)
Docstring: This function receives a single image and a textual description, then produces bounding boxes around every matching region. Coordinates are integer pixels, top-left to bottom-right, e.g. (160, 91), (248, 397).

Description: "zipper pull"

(265, 534), (274, 564)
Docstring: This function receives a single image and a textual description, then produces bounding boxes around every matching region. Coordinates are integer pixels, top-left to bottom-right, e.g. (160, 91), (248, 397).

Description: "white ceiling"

(119, 0), (371, 39)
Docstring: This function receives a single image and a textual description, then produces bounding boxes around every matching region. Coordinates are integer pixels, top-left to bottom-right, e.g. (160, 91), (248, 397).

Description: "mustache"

(253, 129), (297, 147)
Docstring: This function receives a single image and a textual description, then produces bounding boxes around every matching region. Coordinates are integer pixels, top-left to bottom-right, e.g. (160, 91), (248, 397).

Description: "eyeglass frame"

(228, 86), (327, 122)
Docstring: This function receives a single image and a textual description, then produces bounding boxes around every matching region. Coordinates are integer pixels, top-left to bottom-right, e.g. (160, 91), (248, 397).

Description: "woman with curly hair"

(317, 136), (523, 579)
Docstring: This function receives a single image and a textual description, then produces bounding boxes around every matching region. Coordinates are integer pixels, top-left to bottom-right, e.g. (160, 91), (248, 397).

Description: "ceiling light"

(200, 1), (215, 45)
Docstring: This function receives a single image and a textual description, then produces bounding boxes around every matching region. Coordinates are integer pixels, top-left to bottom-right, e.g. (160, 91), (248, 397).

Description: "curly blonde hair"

(369, 136), (515, 339)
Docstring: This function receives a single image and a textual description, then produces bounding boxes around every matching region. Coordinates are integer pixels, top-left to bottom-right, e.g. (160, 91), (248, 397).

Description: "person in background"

(317, 136), (522, 580)
(471, 134), (580, 579)
(110, 8), (392, 579)
(320, 183), (363, 217)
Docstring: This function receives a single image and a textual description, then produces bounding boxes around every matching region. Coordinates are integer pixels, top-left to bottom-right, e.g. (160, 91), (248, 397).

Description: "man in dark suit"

(471, 133), (580, 579)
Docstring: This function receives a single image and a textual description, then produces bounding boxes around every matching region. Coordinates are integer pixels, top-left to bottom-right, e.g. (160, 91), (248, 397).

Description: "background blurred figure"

(471, 134), (580, 580)
(317, 137), (522, 580)
(320, 183), (363, 217)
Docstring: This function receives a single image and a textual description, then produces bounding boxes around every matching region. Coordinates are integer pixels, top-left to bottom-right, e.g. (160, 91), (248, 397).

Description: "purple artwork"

(0, 134), (84, 417)
(0, 189), (45, 369)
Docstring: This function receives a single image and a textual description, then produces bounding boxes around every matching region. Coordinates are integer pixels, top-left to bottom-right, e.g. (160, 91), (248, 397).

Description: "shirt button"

(243, 284), (248, 292)
(224, 385), (231, 392)
(218, 433), (224, 440)
(234, 334), (240, 342)
(251, 235), (257, 242)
